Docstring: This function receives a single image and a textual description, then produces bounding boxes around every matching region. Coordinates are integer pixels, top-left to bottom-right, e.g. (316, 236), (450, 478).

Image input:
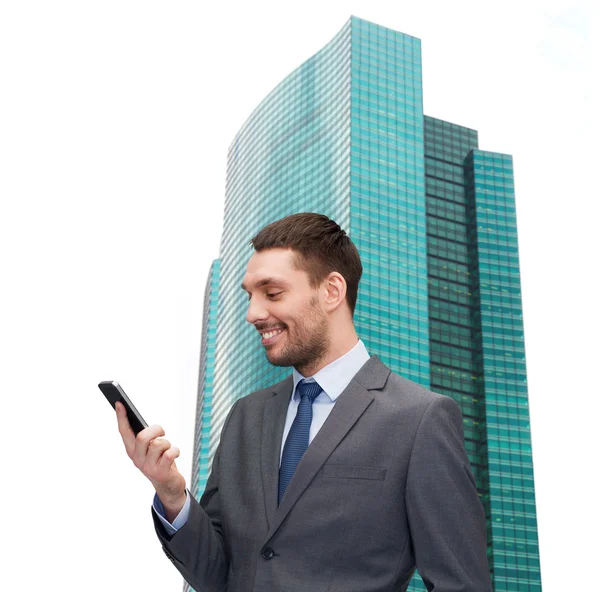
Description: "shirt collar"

(292, 339), (370, 402)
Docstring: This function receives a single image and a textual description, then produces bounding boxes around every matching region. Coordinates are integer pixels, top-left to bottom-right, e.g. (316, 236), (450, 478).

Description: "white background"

(1, 1), (597, 590)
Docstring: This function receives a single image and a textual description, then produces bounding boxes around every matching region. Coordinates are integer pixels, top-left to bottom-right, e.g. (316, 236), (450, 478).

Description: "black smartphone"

(98, 380), (148, 435)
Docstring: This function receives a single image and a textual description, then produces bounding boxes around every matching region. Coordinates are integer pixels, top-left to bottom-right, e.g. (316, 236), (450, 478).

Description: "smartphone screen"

(98, 380), (148, 435)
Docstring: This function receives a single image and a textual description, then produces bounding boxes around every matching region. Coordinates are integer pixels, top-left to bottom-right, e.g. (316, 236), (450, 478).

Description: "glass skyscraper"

(188, 16), (541, 592)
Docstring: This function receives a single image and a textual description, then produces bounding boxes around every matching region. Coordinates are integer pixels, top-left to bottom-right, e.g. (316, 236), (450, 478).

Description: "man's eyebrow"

(241, 277), (288, 292)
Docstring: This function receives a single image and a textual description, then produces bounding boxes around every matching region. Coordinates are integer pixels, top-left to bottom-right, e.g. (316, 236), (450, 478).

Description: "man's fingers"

(132, 424), (166, 467)
(115, 403), (185, 494)
(144, 440), (179, 483)
(146, 438), (171, 466)
(158, 446), (180, 474)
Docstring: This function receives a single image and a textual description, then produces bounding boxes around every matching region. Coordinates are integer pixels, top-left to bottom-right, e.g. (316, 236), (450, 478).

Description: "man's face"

(241, 248), (329, 371)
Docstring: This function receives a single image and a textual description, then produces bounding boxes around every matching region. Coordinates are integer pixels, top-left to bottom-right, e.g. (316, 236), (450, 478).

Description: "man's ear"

(323, 272), (347, 313)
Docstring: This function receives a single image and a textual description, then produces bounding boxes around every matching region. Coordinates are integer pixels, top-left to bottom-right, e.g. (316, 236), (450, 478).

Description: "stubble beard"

(266, 296), (330, 373)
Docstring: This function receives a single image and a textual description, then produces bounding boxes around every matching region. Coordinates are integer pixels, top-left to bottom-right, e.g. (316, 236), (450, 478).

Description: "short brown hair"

(250, 213), (362, 315)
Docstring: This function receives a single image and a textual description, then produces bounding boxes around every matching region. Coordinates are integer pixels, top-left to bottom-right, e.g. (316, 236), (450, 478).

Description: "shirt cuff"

(152, 490), (191, 535)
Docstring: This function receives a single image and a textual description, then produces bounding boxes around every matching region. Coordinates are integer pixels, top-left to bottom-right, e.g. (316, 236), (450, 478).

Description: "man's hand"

(116, 401), (187, 521)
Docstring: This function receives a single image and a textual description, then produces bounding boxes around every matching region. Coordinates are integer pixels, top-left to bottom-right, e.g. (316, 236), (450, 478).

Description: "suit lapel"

(263, 355), (391, 543)
(260, 375), (293, 530)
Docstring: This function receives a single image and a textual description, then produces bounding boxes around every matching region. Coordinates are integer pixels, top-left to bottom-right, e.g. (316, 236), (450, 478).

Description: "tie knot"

(297, 379), (322, 403)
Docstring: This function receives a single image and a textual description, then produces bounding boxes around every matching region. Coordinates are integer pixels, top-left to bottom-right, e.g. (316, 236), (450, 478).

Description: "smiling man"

(116, 213), (491, 592)
(241, 215), (361, 376)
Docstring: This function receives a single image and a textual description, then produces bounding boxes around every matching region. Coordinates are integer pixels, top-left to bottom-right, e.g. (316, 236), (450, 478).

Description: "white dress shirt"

(153, 339), (371, 534)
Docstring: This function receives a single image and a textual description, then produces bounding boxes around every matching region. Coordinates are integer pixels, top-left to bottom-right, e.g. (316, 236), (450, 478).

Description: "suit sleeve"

(405, 395), (492, 591)
(152, 399), (240, 592)
(152, 489), (192, 534)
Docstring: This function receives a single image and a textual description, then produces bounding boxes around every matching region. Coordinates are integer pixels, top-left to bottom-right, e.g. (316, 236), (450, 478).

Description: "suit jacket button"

(261, 547), (275, 560)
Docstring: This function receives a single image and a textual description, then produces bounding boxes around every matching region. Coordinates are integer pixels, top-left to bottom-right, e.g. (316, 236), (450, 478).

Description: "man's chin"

(264, 347), (298, 368)
(265, 352), (292, 368)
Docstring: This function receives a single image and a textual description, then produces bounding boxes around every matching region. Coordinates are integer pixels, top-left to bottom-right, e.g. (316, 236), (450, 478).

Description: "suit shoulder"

(363, 356), (451, 411)
(382, 369), (458, 412)
(377, 371), (464, 441)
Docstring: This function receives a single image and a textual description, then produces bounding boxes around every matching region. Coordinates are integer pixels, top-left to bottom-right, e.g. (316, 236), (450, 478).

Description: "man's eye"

(267, 292), (282, 299)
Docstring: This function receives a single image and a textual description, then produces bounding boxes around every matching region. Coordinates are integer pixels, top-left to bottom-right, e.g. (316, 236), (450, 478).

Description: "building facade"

(187, 16), (541, 592)
(191, 259), (220, 499)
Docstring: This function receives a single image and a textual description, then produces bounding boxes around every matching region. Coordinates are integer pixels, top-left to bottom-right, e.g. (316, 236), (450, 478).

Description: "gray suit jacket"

(153, 355), (491, 591)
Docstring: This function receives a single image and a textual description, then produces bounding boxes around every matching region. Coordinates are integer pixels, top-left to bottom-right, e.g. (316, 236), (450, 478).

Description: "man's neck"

(295, 337), (360, 377)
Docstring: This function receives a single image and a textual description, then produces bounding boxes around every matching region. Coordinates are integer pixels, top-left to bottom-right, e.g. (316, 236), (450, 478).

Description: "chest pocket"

(322, 465), (386, 480)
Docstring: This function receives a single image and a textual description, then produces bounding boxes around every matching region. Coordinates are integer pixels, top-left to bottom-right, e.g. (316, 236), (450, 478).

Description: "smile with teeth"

(261, 328), (285, 340)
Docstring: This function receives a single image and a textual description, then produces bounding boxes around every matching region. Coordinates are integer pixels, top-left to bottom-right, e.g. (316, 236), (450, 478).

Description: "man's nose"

(246, 296), (268, 325)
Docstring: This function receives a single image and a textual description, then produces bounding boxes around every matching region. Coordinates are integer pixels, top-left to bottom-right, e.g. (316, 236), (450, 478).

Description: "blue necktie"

(278, 379), (323, 505)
